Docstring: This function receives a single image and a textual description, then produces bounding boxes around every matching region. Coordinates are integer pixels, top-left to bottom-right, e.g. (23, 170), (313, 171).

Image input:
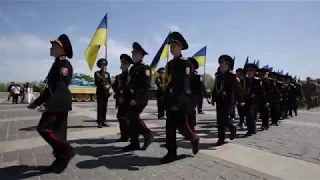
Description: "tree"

(316, 78), (320, 85)
(201, 74), (214, 90)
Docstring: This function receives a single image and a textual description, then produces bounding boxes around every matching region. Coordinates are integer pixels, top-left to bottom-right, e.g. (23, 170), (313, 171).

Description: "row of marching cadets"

(109, 31), (207, 163)
(213, 58), (305, 146)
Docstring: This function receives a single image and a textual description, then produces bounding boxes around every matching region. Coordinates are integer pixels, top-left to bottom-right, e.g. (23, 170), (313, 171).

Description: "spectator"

(11, 84), (20, 104)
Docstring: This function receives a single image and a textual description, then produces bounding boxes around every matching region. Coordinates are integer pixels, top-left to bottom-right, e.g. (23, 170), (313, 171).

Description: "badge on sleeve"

(60, 68), (68, 76)
(186, 67), (190, 74)
(145, 69), (150, 76)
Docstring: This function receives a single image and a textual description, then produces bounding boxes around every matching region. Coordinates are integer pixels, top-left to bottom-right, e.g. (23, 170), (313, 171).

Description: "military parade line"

(0, 26), (310, 177)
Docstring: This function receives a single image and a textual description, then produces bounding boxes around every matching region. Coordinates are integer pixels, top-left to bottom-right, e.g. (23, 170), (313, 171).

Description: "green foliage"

(202, 74), (214, 90)
(316, 78), (320, 85)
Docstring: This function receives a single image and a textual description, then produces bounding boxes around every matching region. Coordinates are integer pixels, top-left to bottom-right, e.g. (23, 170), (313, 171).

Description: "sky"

(0, 0), (319, 82)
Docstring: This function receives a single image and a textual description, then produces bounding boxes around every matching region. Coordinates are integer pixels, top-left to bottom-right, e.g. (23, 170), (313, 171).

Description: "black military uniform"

(269, 72), (282, 125)
(94, 58), (111, 128)
(279, 75), (289, 119)
(112, 54), (133, 142)
(212, 55), (244, 146)
(235, 68), (246, 127)
(155, 67), (166, 119)
(162, 32), (199, 163)
(189, 57), (207, 131)
(286, 75), (300, 117)
(28, 34), (74, 173)
(243, 63), (261, 136)
(258, 67), (274, 130)
(123, 42), (153, 152)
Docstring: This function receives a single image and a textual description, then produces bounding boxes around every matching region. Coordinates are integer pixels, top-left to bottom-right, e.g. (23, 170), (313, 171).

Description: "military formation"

(26, 31), (320, 174)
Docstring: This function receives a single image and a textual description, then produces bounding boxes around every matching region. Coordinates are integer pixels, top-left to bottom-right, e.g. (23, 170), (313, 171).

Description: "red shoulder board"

(60, 68), (68, 76)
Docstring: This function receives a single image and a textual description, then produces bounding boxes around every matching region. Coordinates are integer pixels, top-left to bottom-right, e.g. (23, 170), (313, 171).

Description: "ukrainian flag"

(150, 32), (171, 74)
(192, 46), (206, 66)
(85, 13), (108, 71)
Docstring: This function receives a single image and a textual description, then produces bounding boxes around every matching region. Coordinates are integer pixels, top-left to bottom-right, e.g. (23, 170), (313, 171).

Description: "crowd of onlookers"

(7, 82), (35, 104)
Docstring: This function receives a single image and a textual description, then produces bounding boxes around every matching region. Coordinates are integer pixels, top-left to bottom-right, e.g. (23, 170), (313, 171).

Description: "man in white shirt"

(11, 84), (20, 104)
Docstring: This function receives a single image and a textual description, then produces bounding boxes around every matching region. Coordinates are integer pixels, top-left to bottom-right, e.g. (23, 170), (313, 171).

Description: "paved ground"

(0, 99), (320, 180)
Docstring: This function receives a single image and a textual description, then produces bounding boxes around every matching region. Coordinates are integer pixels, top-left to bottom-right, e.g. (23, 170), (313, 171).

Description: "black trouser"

(288, 98), (297, 116)
(37, 112), (73, 159)
(216, 103), (236, 141)
(157, 96), (165, 118)
(7, 92), (12, 101)
(96, 94), (108, 125)
(245, 105), (256, 134)
(128, 107), (150, 146)
(260, 104), (270, 128)
(12, 94), (19, 104)
(197, 95), (203, 113)
(280, 100), (288, 119)
(270, 102), (279, 124)
(117, 103), (129, 139)
(187, 96), (197, 131)
(166, 107), (198, 156)
(237, 105), (245, 124)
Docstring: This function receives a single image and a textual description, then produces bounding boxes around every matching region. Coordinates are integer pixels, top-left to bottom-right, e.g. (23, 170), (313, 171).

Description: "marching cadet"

(162, 32), (199, 163)
(279, 74), (289, 119)
(258, 66), (274, 130)
(123, 42), (153, 152)
(188, 57), (208, 131)
(155, 67), (166, 120)
(235, 68), (246, 128)
(94, 58), (112, 128)
(112, 54), (133, 142)
(243, 63), (261, 136)
(27, 34), (74, 173)
(287, 75), (301, 117)
(212, 55), (244, 146)
(269, 72), (281, 126)
(194, 70), (205, 114)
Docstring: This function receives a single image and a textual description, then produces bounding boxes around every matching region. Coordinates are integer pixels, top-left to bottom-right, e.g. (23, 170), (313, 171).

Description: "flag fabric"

(85, 13), (108, 71)
(150, 32), (171, 74)
(192, 46), (207, 66)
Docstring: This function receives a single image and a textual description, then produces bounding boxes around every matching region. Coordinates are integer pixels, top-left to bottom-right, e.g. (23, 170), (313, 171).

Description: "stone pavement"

(0, 100), (320, 180)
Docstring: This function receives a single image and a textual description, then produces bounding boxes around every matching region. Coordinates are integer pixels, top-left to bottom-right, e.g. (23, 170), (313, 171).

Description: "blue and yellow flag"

(150, 32), (171, 74)
(192, 46), (206, 66)
(85, 13), (108, 71)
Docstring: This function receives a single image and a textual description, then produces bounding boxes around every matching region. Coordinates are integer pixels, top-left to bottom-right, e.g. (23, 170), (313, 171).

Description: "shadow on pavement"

(0, 165), (48, 180)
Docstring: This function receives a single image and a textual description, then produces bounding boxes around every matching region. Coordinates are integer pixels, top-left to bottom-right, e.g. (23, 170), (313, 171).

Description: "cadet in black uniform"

(155, 67), (166, 120)
(235, 68), (246, 128)
(258, 66), (273, 130)
(269, 72), (281, 125)
(243, 63), (261, 136)
(189, 57), (207, 131)
(162, 32), (199, 163)
(123, 42), (153, 152)
(212, 55), (244, 146)
(94, 58), (112, 128)
(28, 34), (74, 173)
(112, 54), (133, 142)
